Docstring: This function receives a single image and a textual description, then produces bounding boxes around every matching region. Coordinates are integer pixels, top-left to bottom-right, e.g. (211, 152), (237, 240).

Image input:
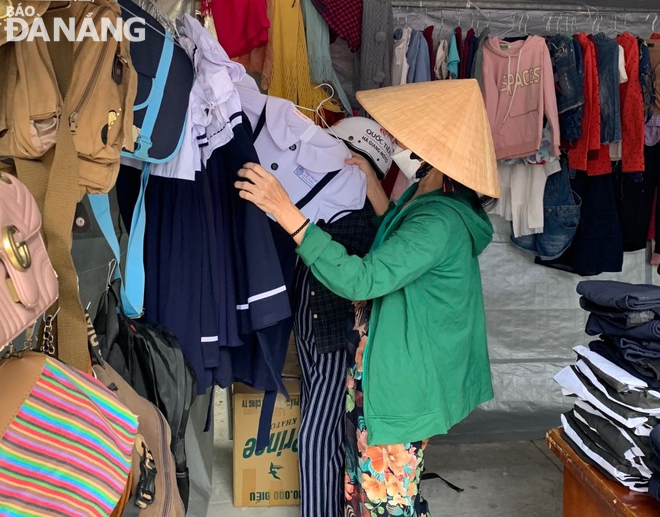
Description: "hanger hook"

(546, 14), (553, 33)
(647, 13), (659, 33)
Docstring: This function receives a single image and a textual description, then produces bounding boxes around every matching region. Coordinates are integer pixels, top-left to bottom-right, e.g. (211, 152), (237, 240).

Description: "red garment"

(616, 32), (645, 172)
(587, 145), (613, 176)
(651, 33), (660, 39)
(208, 0), (270, 58)
(423, 26), (436, 81)
(569, 34), (601, 171)
(311, 0), (362, 52)
(460, 28), (475, 79)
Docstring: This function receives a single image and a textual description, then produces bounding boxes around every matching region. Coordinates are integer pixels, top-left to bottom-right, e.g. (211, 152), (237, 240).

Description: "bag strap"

(15, 14), (89, 372)
(130, 32), (175, 161)
(89, 163), (150, 318)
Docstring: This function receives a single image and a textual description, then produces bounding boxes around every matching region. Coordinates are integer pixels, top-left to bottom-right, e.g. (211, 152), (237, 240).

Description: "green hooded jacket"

(296, 184), (494, 446)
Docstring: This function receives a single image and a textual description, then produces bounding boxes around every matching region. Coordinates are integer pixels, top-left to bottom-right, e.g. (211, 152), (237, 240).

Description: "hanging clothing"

(569, 33), (601, 171)
(392, 27), (412, 86)
(608, 45), (628, 163)
(358, 0), (393, 92)
(205, 0), (269, 58)
(296, 184), (494, 446)
(406, 30), (431, 84)
(493, 160), (562, 238)
(647, 116), (660, 146)
(269, 0), (342, 114)
(465, 31), (478, 79)
(616, 33), (645, 172)
(592, 33), (622, 145)
(482, 35), (560, 160)
(423, 25), (436, 80)
(300, 0), (352, 113)
(344, 302), (431, 517)
(645, 39), (660, 115)
(237, 84), (366, 224)
(460, 27), (475, 79)
(447, 32), (460, 78)
(639, 38), (654, 122)
(510, 157), (581, 260)
(472, 27), (490, 86)
(142, 13), (250, 391)
(536, 171), (623, 276)
(615, 161), (654, 252)
(294, 266), (347, 517)
(234, 0), (275, 91)
(310, 0), (362, 52)
(434, 38), (448, 80)
(455, 26), (463, 68)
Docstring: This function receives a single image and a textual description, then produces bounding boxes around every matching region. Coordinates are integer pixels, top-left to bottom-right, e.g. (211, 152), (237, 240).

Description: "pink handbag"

(0, 170), (58, 348)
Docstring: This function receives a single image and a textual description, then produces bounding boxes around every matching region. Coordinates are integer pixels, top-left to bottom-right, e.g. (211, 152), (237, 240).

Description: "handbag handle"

(14, 14), (89, 372)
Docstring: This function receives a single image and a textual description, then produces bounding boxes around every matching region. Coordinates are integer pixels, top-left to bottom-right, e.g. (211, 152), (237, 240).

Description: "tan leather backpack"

(0, 0), (137, 195)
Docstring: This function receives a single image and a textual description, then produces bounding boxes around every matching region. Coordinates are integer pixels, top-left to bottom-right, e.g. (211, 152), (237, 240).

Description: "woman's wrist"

(275, 202), (311, 244)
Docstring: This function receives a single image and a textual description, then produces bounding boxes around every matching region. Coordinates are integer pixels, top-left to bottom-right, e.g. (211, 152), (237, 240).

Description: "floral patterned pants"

(344, 302), (431, 517)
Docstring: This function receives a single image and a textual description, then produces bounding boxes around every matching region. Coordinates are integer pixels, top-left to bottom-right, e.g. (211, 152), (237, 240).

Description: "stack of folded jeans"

(554, 280), (660, 493)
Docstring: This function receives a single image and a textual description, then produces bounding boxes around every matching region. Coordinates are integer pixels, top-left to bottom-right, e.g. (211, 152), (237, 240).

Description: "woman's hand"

(235, 163), (310, 244)
(346, 152), (378, 183)
(235, 162), (295, 219)
(346, 152), (391, 217)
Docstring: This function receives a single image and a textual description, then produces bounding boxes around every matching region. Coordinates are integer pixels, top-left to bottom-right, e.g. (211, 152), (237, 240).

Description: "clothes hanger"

(646, 13), (658, 36)
(294, 83), (335, 128)
(498, 13), (521, 38)
(604, 14), (618, 36)
(119, 3), (185, 48)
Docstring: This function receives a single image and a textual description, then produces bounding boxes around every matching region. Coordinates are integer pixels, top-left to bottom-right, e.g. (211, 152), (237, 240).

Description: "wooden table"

(547, 428), (660, 517)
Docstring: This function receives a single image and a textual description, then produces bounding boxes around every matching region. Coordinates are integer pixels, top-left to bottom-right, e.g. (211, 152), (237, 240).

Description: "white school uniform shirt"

(237, 84), (366, 223)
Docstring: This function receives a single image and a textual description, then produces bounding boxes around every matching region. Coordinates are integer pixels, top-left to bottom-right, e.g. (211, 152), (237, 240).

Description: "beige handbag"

(0, 170), (58, 347)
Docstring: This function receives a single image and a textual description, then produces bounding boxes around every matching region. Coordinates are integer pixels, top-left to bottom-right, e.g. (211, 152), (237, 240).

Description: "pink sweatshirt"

(482, 36), (560, 160)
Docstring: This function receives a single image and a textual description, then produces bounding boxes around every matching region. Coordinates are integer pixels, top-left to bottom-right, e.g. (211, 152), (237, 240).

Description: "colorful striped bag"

(0, 351), (139, 517)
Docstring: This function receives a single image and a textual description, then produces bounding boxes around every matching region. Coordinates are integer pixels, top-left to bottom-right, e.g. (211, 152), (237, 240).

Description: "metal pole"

(391, 0), (657, 13)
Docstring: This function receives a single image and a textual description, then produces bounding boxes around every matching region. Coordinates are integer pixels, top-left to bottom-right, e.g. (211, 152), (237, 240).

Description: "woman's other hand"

(346, 152), (391, 217)
(346, 152), (378, 183)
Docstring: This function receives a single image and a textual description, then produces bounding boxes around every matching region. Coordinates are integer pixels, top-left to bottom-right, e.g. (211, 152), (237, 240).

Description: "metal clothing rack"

(391, 0), (658, 14)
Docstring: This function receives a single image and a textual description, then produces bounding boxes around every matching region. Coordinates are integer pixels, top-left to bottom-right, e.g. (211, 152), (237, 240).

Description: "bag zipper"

(34, 42), (62, 121)
(70, 6), (114, 134)
(153, 405), (172, 515)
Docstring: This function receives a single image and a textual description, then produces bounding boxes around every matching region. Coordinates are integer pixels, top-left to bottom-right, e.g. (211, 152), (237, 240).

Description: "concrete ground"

(206, 394), (564, 517)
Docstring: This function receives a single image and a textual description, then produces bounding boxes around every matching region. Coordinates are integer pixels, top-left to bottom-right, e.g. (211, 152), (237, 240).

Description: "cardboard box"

(232, 380), (301, 507)
(282, 333), (301, 380)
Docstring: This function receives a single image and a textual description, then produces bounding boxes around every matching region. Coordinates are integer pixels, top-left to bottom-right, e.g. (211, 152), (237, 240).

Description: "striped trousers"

(294, 267), (347, 517)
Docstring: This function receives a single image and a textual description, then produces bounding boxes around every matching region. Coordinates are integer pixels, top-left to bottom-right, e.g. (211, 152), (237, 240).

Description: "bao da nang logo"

(1, 1), (146, 42)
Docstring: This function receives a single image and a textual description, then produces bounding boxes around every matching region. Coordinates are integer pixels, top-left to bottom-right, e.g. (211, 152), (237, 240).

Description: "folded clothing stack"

(555, 280), (660, 494)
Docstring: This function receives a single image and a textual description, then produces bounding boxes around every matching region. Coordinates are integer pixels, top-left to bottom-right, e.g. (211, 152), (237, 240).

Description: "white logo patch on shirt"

(293, 165), (318, 188)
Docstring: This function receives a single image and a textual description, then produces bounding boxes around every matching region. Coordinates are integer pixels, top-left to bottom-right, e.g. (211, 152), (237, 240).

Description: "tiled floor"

(206, 394), (564, 517)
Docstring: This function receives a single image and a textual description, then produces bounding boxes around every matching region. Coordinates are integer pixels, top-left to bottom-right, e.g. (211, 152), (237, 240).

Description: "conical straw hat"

(356, 79), (500, 198)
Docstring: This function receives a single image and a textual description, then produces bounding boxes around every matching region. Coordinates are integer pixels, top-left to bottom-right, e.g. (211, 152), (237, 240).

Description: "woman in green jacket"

(235, 80), (501, 517)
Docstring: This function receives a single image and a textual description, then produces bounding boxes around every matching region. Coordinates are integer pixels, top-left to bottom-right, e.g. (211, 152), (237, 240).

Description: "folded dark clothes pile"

(578, 281), (660, 316)
(555, 280), (660, 494)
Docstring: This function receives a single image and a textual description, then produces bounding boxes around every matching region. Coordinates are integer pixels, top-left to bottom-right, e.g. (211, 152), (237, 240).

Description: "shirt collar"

(264, 97), (349, 173)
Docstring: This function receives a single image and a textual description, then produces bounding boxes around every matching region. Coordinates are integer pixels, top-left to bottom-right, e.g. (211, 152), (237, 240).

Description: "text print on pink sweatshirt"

(482, 35), (560, 160)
